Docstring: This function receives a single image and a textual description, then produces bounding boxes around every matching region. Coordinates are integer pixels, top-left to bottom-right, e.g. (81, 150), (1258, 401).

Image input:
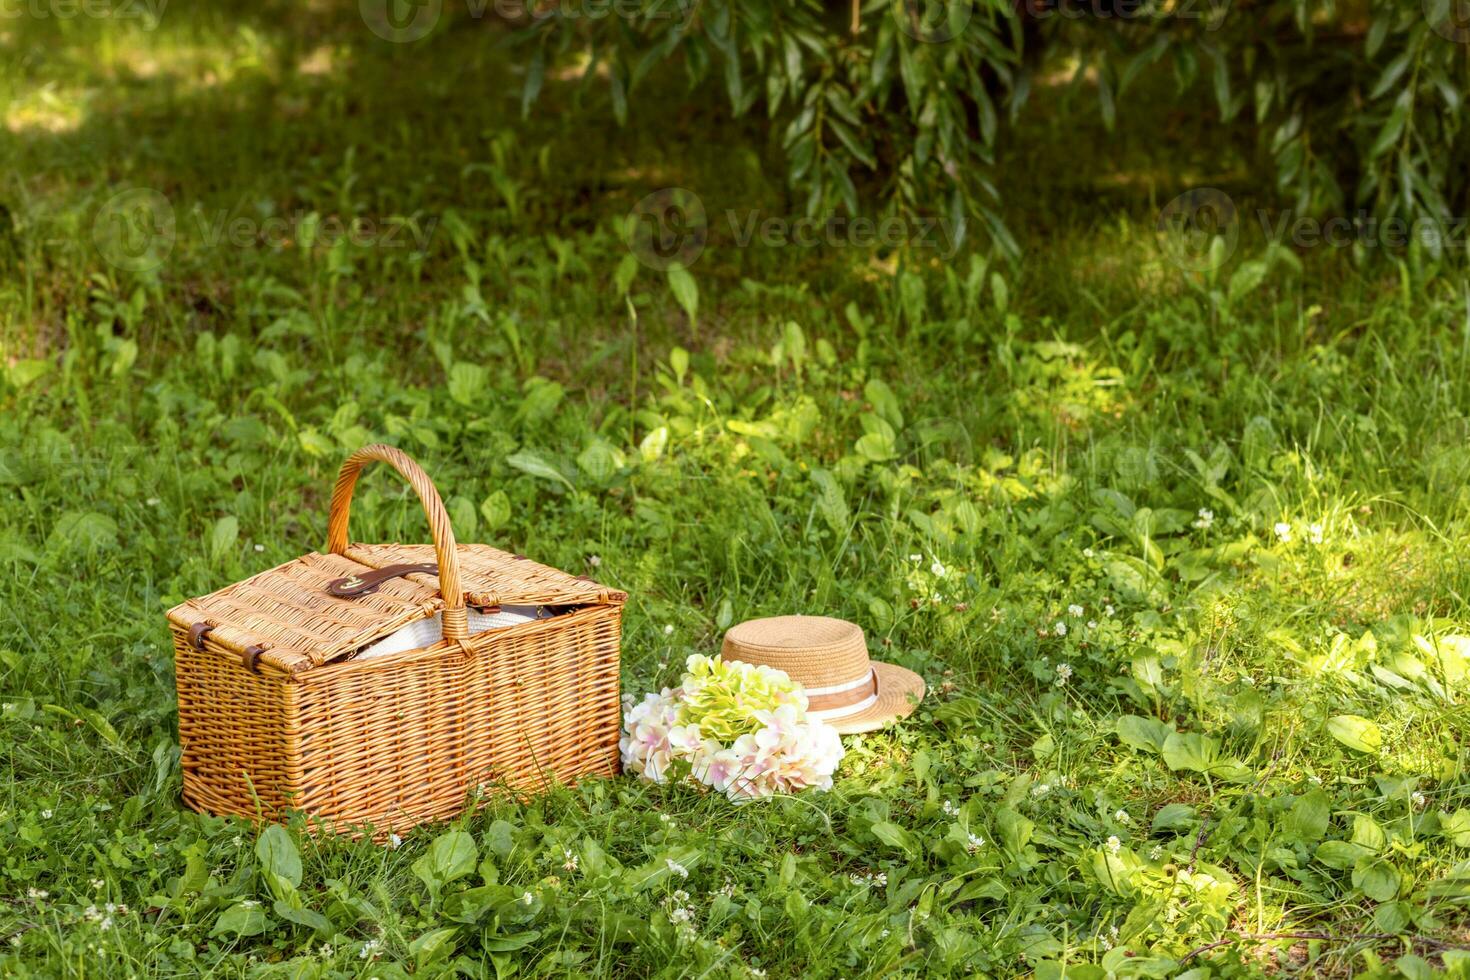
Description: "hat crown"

(720, 615), (871, 688)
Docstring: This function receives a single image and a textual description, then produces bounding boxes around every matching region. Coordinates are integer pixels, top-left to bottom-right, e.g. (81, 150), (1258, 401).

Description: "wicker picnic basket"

(166, 444), (625, 834)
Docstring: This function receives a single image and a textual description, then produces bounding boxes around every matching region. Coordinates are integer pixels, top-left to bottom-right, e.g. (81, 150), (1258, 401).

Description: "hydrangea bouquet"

(620, 655), (844, 802)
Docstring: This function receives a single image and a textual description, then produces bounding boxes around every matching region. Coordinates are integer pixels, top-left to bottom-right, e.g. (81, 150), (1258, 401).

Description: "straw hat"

(720, 615), (925, 734)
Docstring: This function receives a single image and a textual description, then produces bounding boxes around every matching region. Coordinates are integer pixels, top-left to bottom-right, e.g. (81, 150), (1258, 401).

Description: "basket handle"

(326, 444), (468, 642)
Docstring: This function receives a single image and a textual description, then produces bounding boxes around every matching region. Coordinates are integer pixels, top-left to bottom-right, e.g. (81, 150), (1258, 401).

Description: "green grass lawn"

(3, 4), (1470, 977)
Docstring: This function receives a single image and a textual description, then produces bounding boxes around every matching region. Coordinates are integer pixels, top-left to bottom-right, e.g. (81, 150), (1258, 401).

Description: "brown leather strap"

(188, 623), (214, 650)
(326, 563), (439, 598)
(241, 645), (266, 673)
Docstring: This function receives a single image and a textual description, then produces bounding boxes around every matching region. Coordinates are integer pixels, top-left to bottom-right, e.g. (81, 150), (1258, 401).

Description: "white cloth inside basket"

(356, 605), (542, 660)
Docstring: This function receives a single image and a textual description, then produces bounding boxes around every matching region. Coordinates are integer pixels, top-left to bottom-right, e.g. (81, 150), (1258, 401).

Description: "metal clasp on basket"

(326, 563), (439, 598)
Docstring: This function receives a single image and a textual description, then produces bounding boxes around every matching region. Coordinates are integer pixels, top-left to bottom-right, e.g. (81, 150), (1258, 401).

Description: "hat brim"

(824, 661), (925, 735)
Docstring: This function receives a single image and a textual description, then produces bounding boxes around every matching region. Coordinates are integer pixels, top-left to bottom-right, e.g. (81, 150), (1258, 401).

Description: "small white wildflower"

(1193, 508), (1214, 530)
(587, 554), (602, 567)
(359, 939), (381, 960)
(1308, 522), (1324, 544)
(1083, 547), (1094, 558)
(749, 969), (767, 978)
(1104, 604), (1115, 617)
(669, 906), (694, 925)
(672, 889), (690, 903)
(1031, 783), (1051, 798)
(1113, 809), (1131, 826)
(27, 888), (48, 900)
(2, 702), (13, 711)
(930, 561), (946, 577)
(1054, 662), (1072, 684)
(1149, 845), (1164, 860)
(1054, 622), (1067, 637)
(40, 809), (52, 819)
(253, 544), (265, 552)
(666, 859), (689, 879)
(521, 891), (534, 905)
(146, 497), (160, 506)
(1087, 620), (1098, 629)
(318, 943), (334, 957)
(90, 879), (104, 890)
(965, 833), (984, 853)
(1411, 791), (1426, 809)
(98, 917), (114, 931)
(879, 929), (890, 939)
(663, 624), (674, 635)
(1274, 521), (1293, 543)
(658, 813), (673, 824)
(719, 879), (736, 897)
(941, 800), (958, 816)
(239, 900), (259, 908)
(1067, 604), (1084, 617)
(908, 554), (922, 562)
(563, 849), (579, 872)
(388, 833), (403, 849)
(1105, 835), (1122, 855)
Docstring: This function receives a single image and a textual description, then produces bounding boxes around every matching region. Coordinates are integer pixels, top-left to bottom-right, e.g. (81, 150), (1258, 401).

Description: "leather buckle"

(326, 563), (439, 598)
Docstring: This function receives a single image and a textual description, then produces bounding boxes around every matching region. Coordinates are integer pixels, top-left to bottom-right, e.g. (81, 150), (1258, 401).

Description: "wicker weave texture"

(168, 545), (623, 675)
(169, 445), (624, 833)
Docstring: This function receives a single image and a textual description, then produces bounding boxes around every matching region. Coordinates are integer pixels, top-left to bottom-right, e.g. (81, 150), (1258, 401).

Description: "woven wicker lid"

(168, 543), (624, 675)
(720, 615), (924, 734)
(169, 444), (625, 676)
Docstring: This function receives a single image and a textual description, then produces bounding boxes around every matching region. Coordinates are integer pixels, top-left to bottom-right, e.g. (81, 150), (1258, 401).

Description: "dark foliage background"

(510, 0), (1470, 256)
